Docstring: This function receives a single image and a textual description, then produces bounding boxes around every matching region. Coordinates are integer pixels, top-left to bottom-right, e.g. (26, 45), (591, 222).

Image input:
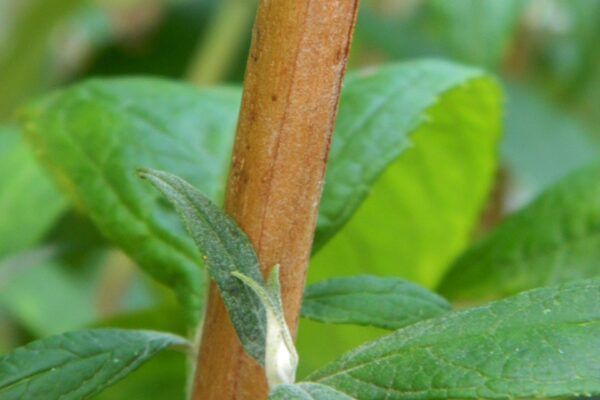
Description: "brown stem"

(191, 1), (359, 399)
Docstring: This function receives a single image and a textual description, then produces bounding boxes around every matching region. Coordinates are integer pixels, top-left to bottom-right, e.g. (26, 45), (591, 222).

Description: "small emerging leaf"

(0, 329), (187, 400)
(234, 267), (299, 387)
(270, 383), (354, 400)
(302, 276), (450, 330)
(139, 168), (267, 364)
(309, 278), (600, 399)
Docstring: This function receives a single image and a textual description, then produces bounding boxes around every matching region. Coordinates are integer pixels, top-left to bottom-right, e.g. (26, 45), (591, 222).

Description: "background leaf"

(302, 276), (450, 330)
(313, 60), (501, 288)
(140, 168), (266, 364)
(0, 125), (66, 259)
(0, 329), (187, 400)
(22, 79), (242, 321)
(309, 278), (600, 399)
(439, 163), (600, 302)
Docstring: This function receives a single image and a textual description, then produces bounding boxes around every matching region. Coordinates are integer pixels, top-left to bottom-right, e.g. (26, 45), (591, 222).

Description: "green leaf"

(22, 79), (241, 322)
(313, 60), (501, 288)
(300, 61), (500, 375)
(0, 329), (188, 400)
(0, 126), (66, 259)
(233, 268), (299, 386)
(301, 276), (450, 330)
(21, 62), (499, 326)
(270, 383), (354, 400)
(309, 278), (600, 399)
(439, 163), (600, 302)
(139, 168), (266, 364)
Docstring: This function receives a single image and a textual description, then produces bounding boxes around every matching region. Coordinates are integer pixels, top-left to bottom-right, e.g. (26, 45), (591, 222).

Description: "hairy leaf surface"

(0, 329), (187, 400)
(309, 279), (600, 399)
(21, 63), (499, 322)
(140, 168), (266, 364)
(302, 276), (450, 330)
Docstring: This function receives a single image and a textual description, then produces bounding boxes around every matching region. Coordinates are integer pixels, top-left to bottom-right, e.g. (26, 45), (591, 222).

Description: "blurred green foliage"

(1, 0), (600, 397)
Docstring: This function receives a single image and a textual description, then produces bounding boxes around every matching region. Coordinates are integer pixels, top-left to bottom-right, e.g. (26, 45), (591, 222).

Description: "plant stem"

(191, 1), (359, 399)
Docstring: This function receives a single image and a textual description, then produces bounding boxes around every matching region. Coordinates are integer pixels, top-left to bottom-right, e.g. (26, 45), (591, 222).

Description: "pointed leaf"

(0, 329), (187, 400)
(139, 168), (266, 364)
(302, 276), (450, 330)
(439, 163), (600, 302)
(0, 126), (66, 259)
(233, 268), (298, 386)
(309, 278), (600, 399)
